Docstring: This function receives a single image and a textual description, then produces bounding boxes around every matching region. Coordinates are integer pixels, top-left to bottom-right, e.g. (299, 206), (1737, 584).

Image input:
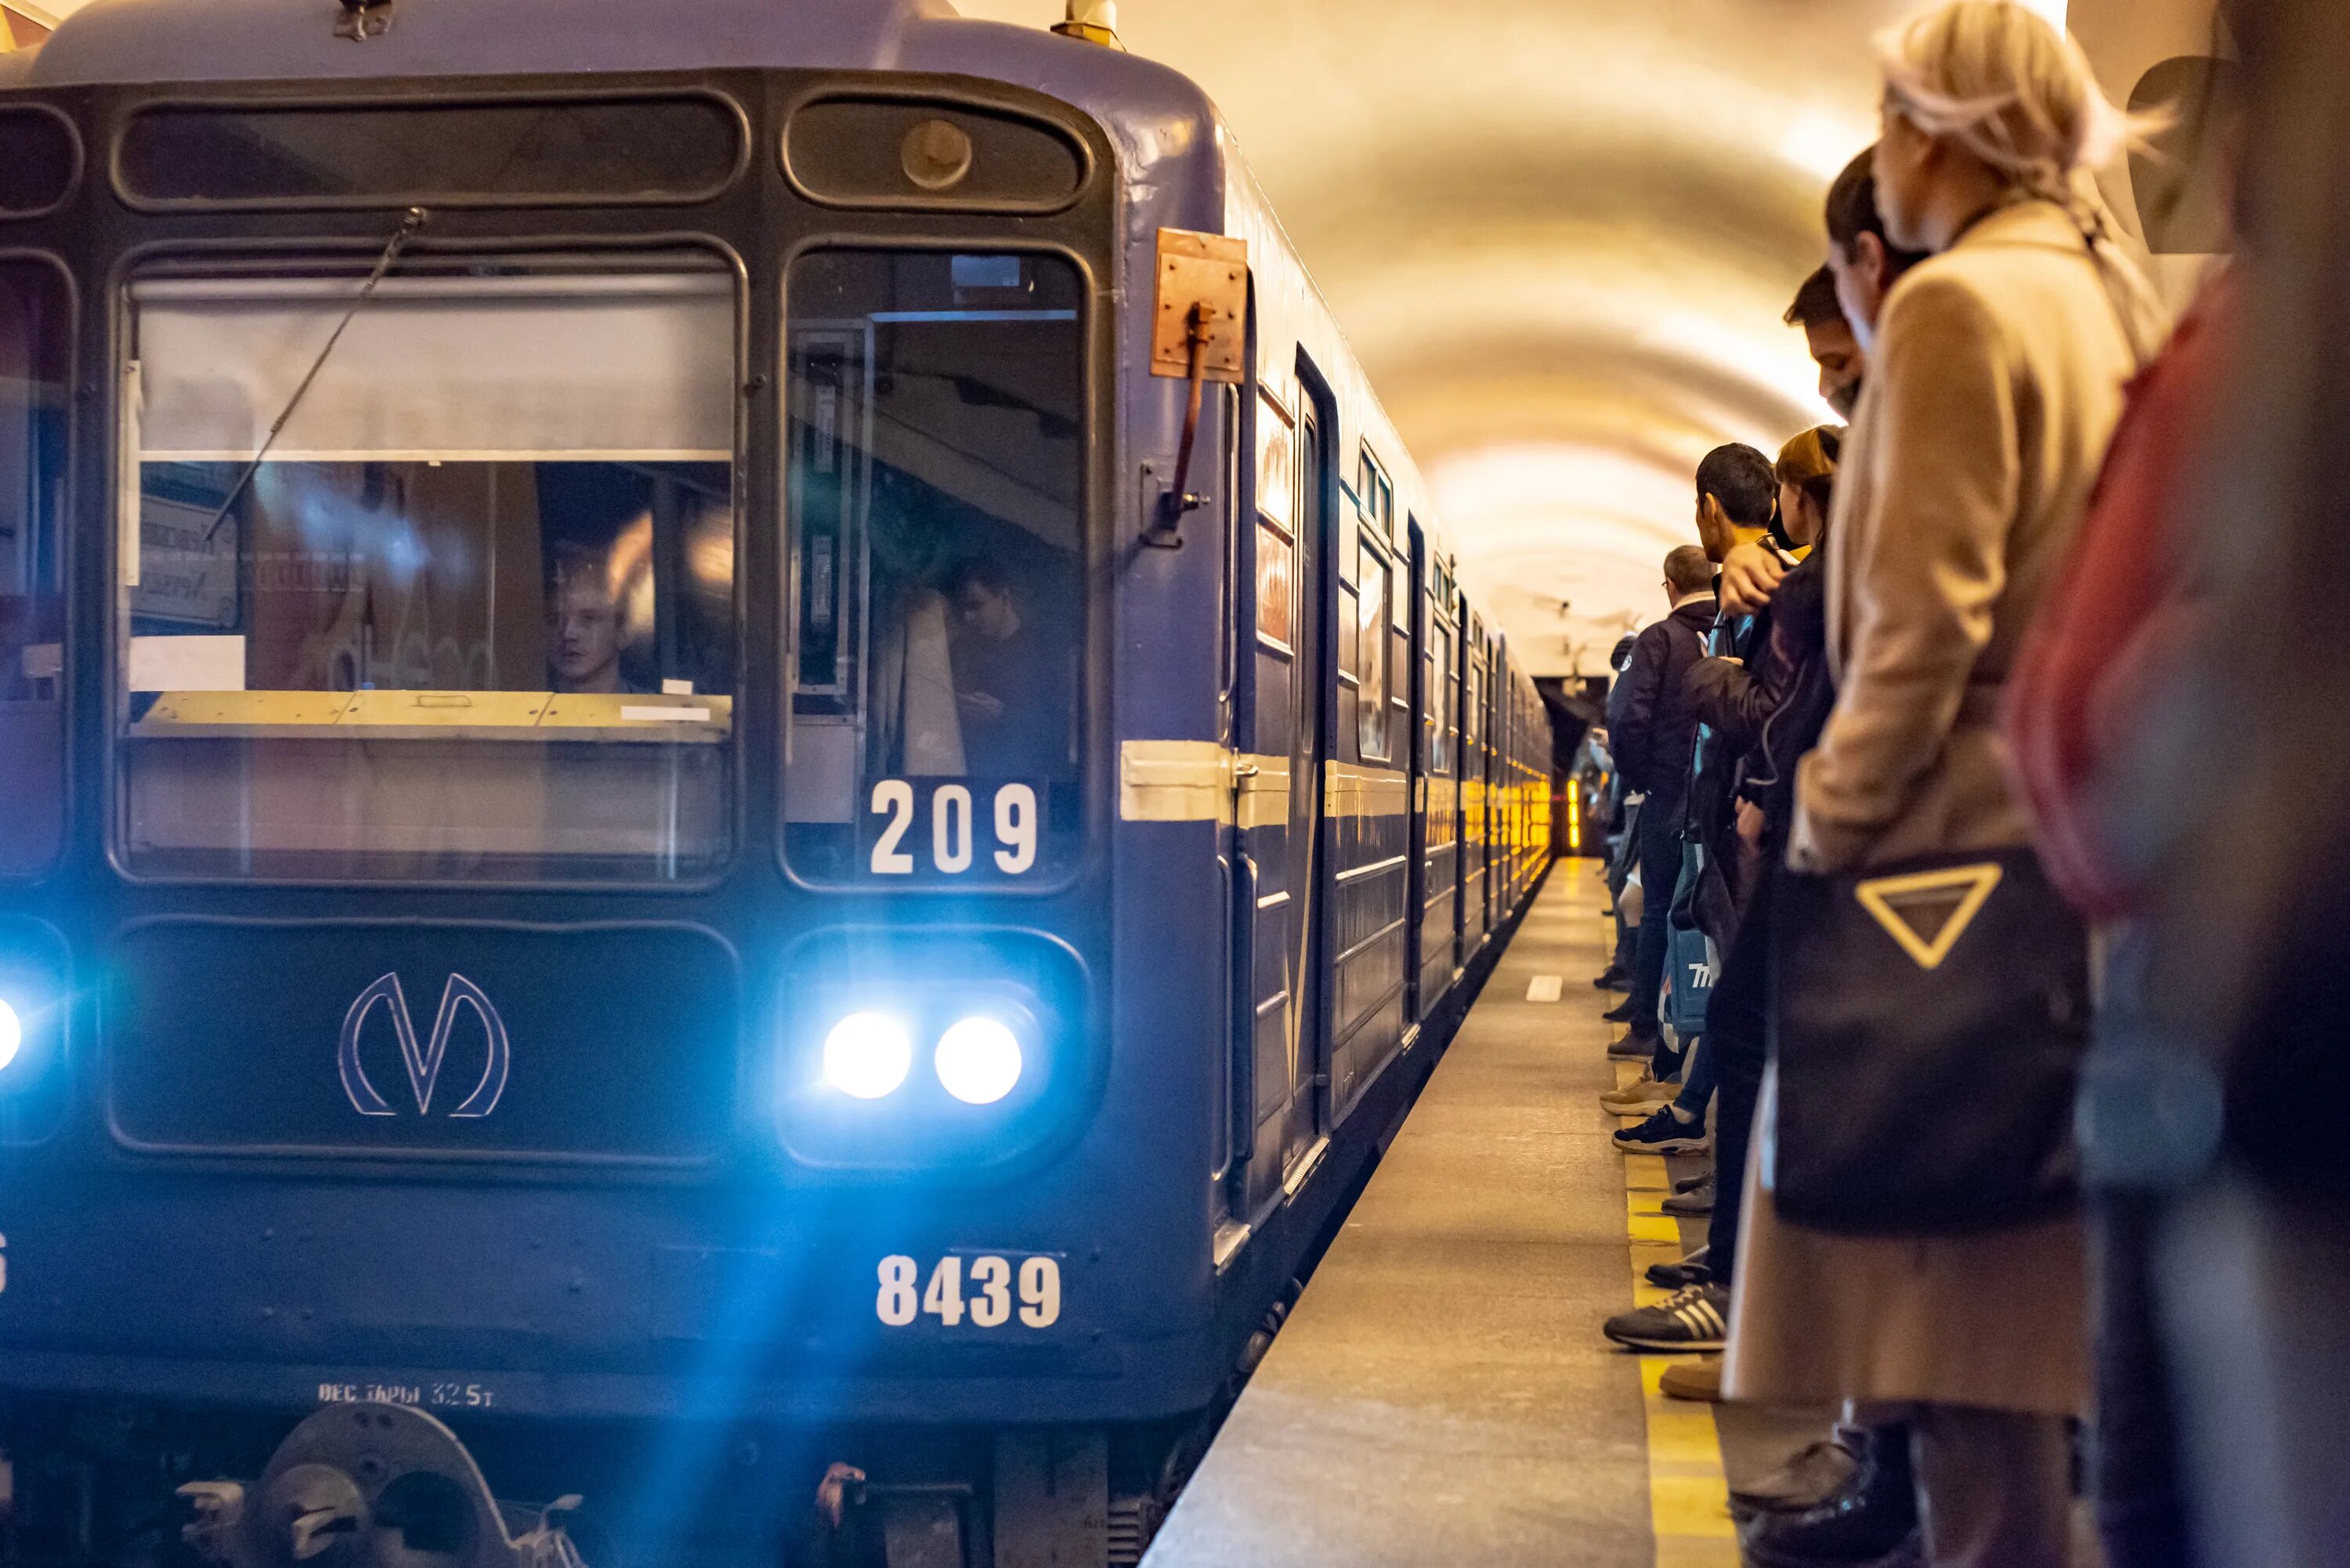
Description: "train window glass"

(1430, 621), (1455, 774)
(116, 264), (739, 883)
(1356, 539), (1390, 762)
(118, 99), (743, 207)
(0, 109), (77, 216)
(1255, 390), (1295, 647)
(783, 249), (1084, 887)
(0, 260), (67, 878)
(1356, 449), (1394, 540)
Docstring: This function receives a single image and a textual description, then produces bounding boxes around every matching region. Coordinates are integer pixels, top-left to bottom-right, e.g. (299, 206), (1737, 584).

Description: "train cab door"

(1403, 520), (1429, 1024)
(1230, 369), (1331, 1221)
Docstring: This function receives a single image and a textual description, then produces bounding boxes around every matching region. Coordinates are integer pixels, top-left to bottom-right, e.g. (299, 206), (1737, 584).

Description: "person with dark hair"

(1724, 148), (1930, 620)
(1694, 443), (1778, 562)
(1606, 545), (1719, 1071)
(1826, 144), (1936, 355)
(944, 555), (1069, 779)
(1787, 266), (1867, 420)
(1596, 631), (1645, 992)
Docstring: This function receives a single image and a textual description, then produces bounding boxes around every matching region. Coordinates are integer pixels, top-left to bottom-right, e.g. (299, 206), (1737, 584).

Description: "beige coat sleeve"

(1791, 276), (2021, 873)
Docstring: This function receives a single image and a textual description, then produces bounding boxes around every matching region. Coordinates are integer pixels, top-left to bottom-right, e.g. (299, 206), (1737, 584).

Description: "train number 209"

(870, 781), (1038, 877)
(877, 1254), (1061, 1330)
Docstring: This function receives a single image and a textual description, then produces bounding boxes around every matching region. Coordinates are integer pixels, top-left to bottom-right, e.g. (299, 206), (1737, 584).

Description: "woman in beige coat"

(1721, 4), (2168, 1564)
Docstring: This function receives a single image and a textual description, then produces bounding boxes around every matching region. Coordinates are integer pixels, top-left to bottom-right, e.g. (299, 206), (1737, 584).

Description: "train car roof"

(19, 0), (1204, 117)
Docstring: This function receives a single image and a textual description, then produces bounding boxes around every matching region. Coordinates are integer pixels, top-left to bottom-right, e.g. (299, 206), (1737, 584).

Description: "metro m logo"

(337, 974), (511, 1118)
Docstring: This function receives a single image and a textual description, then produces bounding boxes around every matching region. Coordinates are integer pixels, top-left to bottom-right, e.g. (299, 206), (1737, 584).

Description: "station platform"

(1145, 861), (1824, 1568)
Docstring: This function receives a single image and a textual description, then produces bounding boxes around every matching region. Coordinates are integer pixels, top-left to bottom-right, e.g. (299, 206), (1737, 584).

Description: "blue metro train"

(0, 0), (1554, 1562)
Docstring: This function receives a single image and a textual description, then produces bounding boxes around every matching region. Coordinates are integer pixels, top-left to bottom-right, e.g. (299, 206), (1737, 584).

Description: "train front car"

(0, 2), (1284, 1565)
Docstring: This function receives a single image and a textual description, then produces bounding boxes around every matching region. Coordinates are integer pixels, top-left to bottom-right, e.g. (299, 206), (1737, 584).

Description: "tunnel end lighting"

(822, 1011), (913, 1100)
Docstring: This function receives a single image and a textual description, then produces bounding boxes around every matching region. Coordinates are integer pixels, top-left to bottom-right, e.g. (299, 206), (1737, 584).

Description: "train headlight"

(822, 1011), (913, 1100)
(0, 997), (20, 1075)
(935, 1016), (1023, 1106)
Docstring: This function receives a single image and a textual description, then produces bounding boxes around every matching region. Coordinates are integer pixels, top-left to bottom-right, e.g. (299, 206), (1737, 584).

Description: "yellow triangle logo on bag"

(1852, 863), (2005, 971)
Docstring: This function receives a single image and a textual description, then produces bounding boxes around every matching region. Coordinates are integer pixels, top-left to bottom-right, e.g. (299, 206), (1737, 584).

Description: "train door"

(1418, 557), (1460, 1009)
(1230, 363), (1333, 1218)
(1403, 521), (1428, 1023)
(1329, 447), (1407, 1111)
(1460, 622), (1488, 952)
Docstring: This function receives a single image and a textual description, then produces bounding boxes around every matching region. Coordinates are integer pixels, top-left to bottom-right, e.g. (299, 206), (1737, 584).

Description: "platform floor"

(1144, 861), (1828, 1568)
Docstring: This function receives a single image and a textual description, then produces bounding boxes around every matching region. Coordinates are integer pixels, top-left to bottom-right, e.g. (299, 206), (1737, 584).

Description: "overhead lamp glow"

(935, 1017), (1024, 1106)
(0, 998), (20, 1074)
(822, 1012), (913, 1100)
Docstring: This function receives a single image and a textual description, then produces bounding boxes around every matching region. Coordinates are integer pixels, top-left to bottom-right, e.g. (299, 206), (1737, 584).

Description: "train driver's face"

(548, 576), (624, 693)
(955, 580), (1021, 641)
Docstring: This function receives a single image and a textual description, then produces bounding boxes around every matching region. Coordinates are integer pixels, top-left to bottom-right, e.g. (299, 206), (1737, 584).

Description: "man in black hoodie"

(1607, 545), (1719, 1066)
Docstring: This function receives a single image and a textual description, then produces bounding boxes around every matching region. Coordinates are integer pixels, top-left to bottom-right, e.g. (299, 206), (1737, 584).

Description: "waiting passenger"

(1594, 632), (1643, 993)
(1603, 546), (1718, 1075)
(1610, 445), (1778, 1154)
(544, 544), (645, 695)
(1788, 266), (1865, 422)
(1722, 8), (2167, 1568)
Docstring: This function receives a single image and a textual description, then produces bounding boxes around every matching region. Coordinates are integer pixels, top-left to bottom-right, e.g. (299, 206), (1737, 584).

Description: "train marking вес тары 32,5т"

(0, 0), (1555, 1563)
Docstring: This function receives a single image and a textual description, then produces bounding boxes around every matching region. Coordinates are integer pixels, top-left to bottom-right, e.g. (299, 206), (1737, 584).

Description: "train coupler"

(178, 1402), (587, 1568)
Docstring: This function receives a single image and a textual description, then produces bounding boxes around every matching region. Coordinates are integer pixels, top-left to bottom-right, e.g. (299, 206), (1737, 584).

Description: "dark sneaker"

(1600, 997), (1635, 1023)
(1593, 966), (1630, 991)
(1613, 1105), (1712, 1154)
(1602, 1283), (1729, 1351)
(1729, 1436), (1860, 1519)
(1672, 1170), (1712, 1195)
(1662, 1176), (1716, 1216)
(1646, 1245), (1710, 1289)
(1607, 1029), (1663, 1062)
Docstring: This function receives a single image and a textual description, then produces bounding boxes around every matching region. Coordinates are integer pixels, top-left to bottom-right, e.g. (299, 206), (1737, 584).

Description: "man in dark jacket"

(1608, 544), (1718, 1064)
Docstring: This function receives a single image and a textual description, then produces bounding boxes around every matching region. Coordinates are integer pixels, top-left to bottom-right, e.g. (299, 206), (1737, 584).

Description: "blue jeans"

(1674, 1032), (1716, 1112)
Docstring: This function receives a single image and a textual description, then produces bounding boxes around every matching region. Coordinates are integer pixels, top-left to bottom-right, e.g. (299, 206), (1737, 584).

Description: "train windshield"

(783, 250), (1084, 887)
(0, 259), (67, 879)
(115, 262), (739, 883)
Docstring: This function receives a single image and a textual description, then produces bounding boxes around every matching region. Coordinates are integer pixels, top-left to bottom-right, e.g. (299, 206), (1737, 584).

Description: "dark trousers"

(1703, 859), (1771, 1285)
(1627, 806), (1683, 1039)
(2093, 1193), (2200, 1568)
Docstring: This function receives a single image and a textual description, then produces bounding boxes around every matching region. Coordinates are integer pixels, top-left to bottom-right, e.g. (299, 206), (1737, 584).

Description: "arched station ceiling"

(960, 0), (2092, 675)
(13, 0), (2212, 678)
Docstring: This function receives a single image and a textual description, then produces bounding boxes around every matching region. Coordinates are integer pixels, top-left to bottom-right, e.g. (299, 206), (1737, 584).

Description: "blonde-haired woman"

(1723, 3), (2168, 1565)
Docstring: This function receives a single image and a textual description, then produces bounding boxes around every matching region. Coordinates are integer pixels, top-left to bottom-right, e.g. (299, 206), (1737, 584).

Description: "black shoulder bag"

(1768, 846), (2092, 1234)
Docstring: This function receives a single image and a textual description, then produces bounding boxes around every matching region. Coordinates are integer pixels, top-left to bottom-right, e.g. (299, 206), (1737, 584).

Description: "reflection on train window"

(1255, 391), (1296, 647)
(1356, 537), (1390, 762)
(784, 249), (1083, 885)
(1430, 619), (1455, 775)
(0, 260), (67, 878)
(116, 266), (739, 883)
(1357, 449), (1393, 541)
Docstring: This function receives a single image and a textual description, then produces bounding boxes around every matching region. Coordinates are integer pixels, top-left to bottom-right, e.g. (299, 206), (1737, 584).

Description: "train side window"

(0, 258), (67, 879)
(1255, 389), (1296, 647)
(1355, 531), (1390, 762)
(1356, 447), (1394, 541)
(1430, 618), (1455, 774)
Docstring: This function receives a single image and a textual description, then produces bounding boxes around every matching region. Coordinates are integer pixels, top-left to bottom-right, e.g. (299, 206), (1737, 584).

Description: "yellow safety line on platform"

(1618, 1076), (1739, 1566)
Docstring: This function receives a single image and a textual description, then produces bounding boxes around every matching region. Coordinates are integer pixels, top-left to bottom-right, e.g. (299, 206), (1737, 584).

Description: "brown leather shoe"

(1658, 1358), (1722, 1403)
